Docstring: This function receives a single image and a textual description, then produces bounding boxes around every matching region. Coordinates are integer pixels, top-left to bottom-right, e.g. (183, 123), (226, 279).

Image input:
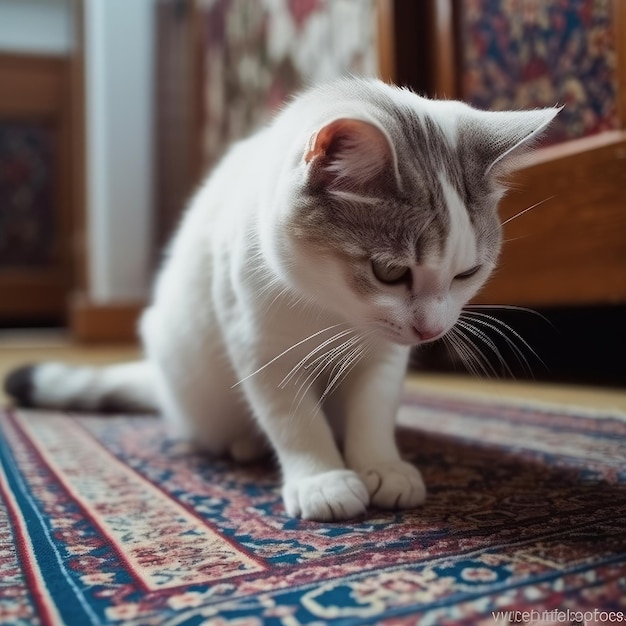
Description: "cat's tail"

(3, 360), (157, 413)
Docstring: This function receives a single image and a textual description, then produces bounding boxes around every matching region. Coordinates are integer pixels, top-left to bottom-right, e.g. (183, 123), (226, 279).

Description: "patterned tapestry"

(0, 123), (56, 267)
(198, 0), (377, 169)
(459, 0), (619, 144)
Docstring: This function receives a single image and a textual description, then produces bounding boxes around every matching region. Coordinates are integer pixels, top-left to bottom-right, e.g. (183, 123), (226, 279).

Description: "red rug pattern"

(1, 390), (625, 625)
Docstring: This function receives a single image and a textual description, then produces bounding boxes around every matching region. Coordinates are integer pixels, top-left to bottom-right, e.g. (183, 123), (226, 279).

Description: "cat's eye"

(454, 265), (482, 280)
(371, 260), (411, 285)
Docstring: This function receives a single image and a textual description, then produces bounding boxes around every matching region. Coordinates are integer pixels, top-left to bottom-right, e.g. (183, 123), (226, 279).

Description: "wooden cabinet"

(478, 132), (626, 307)
(0, 53), (74, 322)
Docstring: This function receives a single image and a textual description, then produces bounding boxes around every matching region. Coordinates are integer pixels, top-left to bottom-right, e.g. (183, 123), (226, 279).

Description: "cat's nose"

(412, 326), (443, 342)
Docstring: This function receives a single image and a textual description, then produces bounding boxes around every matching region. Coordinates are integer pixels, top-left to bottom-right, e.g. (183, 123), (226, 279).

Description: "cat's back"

(195, 127), (276, 223)
(160, 124), (278, 277)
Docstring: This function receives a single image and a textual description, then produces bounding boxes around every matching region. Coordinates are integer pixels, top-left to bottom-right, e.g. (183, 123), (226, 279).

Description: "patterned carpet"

(1, 389), (625, 625)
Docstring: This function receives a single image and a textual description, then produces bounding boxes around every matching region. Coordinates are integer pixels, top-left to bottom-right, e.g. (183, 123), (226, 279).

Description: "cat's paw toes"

(282, 470), (369, 521)
(359, 461), (426, 509)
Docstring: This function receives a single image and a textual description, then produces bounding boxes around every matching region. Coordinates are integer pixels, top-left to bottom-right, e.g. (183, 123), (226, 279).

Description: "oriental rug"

(1, 389), (625, 625)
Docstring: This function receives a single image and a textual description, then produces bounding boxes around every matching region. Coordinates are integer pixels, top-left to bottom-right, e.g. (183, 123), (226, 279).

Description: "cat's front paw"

(359, 461), (426, 509)
(282, 470), (369, 521)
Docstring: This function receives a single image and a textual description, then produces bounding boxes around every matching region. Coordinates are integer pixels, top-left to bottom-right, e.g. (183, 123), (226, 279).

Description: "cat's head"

(279, 81), (559, 346)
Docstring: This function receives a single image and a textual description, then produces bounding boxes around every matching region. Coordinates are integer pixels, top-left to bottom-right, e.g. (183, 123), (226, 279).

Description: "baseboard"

(70, 295), (145, 343)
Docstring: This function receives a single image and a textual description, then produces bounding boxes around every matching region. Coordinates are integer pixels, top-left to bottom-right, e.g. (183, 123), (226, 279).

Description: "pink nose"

(413, 326), (443, 342)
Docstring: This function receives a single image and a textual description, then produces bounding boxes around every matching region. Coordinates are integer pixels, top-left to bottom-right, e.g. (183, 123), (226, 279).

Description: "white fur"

(139, 92), (433, 521)
(139, 168), (425, 519)
(31, 361), (154, 412)
(20, 79), (558, 521)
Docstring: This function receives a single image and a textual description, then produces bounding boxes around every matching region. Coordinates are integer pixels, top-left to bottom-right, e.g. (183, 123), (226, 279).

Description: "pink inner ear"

(304, 119), (358, 163)
(304, 122), (337, 164)
(303, 118), (394, 189)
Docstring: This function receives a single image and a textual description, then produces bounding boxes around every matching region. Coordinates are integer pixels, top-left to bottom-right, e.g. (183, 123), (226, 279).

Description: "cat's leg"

(340, 345), (426, 510)
(239, 370), (369, 521)
(140, 308), (266, 460)
(150, 361), (268, 460)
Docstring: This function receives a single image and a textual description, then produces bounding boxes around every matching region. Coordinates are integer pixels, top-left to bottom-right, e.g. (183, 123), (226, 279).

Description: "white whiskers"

(274, 327), (373, 417)
(278, 328), (359, 389)
(443, 306), (551, 380)
(501, 196), (555, 227)
(232, 321), (373, 408)
(231, 322), (348, 388)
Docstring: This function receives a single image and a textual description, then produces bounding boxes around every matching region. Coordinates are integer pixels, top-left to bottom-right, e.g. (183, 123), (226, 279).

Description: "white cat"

(5, 78), (558, 521)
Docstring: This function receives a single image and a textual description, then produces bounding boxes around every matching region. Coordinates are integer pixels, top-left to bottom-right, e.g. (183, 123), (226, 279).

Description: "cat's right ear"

(468, 107), (562, 177)
(303, 118), (400, 194)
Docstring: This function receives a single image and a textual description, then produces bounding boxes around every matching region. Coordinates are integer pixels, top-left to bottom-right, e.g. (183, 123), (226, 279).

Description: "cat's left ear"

(468, 107), (562, 177)
(304, 118), (400, 193)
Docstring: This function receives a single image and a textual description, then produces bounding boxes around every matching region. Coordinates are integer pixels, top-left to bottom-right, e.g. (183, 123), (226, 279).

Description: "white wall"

(0, 0), (73, 55)
(84, 0), (155, 304)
